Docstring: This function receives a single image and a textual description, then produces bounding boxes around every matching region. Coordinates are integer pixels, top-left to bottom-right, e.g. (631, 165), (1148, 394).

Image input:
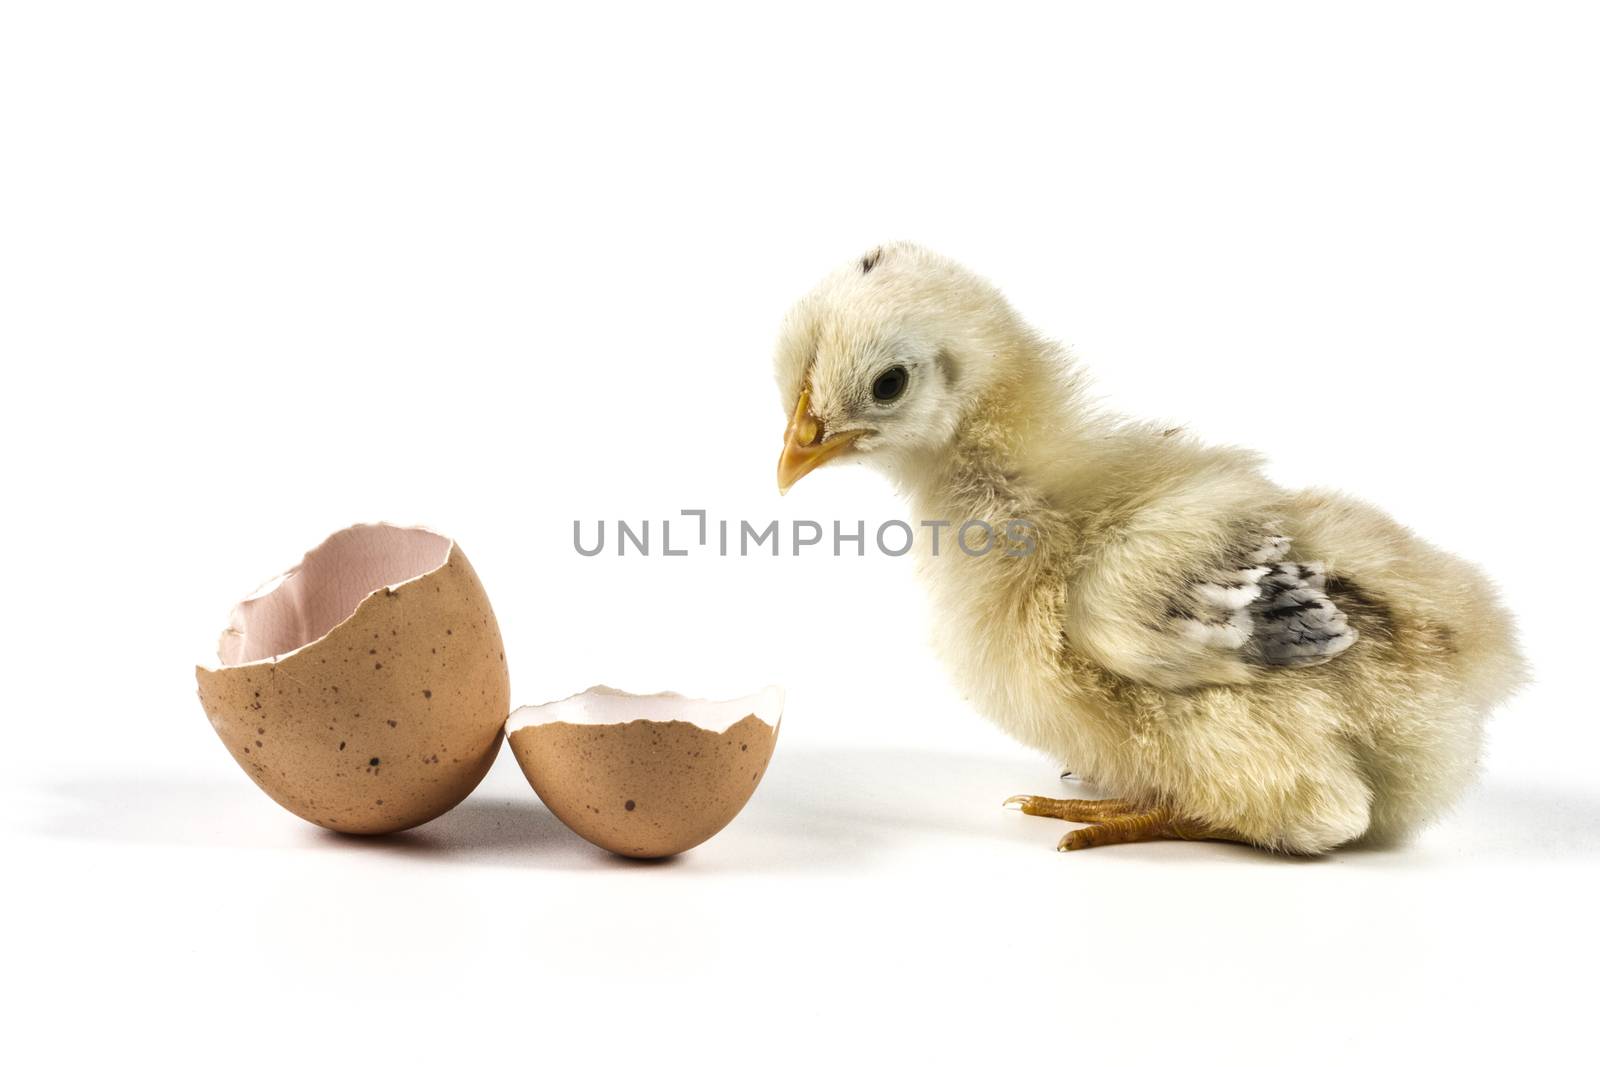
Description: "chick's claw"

(1056, 810), (1191, 851)
(1002, 795), (1135, 822)
(1007, 796), (1248, 851)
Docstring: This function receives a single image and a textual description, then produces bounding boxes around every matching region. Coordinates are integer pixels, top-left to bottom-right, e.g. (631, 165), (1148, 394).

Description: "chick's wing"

(1168, 529), (1358, 668)
(1066, 518), (1359, 690)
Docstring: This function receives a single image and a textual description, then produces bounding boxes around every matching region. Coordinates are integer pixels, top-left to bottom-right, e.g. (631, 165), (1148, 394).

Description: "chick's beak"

(777, 388), (865, 494)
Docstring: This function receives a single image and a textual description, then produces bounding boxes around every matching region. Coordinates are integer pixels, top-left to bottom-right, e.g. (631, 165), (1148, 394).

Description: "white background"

(4, 2), (1597, 1063)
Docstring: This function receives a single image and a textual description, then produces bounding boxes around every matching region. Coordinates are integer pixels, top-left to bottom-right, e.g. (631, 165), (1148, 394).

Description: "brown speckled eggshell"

(508, 715), (778, 858)
(196, 532), (509, 834)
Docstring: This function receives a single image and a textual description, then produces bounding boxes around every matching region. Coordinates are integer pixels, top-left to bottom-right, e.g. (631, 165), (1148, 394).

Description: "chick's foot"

(1003, 795), (1245, 852)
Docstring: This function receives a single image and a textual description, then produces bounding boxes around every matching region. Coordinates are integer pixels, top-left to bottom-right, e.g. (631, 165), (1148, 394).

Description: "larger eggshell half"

(507, 687), (782, 858)
(196, 523), (510, 834)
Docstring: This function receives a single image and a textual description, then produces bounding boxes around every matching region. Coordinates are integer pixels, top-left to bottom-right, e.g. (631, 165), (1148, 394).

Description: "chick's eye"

(872, 366), (909, 403)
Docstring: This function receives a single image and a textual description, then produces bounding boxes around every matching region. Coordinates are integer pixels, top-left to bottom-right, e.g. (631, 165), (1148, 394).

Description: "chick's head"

(774, 242), (1024, 493)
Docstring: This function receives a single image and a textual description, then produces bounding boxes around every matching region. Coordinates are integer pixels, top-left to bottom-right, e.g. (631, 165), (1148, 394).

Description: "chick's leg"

(1003, 795), (1246, 852)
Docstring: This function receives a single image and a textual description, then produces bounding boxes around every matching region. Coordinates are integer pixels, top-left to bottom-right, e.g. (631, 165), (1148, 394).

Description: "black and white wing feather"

(1171, 530), (1358, 668)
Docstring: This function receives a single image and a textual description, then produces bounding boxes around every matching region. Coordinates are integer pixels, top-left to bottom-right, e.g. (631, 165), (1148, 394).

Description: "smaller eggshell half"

(196, 524), (510, 834)
(507, 686), (782, 858)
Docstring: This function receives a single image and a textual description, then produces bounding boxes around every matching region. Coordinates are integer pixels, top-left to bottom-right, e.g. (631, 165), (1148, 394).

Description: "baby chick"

(774, 243), (1526, 853)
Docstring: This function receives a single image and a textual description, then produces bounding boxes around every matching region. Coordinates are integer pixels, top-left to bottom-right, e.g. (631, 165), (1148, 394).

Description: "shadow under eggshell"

(195, 525), (510, 834)
(508, 714), (780, 858)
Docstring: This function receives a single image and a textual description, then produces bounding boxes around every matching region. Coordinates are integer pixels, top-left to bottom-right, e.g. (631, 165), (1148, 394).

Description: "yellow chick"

(774, 243), (1527, 853)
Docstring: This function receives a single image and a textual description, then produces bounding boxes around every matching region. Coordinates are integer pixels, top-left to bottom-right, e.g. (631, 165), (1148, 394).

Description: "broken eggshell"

(196, 523), (510, 834)
(507, 686), (783, 858)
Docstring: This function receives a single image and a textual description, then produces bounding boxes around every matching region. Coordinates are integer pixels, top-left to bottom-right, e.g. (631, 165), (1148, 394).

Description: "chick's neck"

(891, 335), (1101, 535)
